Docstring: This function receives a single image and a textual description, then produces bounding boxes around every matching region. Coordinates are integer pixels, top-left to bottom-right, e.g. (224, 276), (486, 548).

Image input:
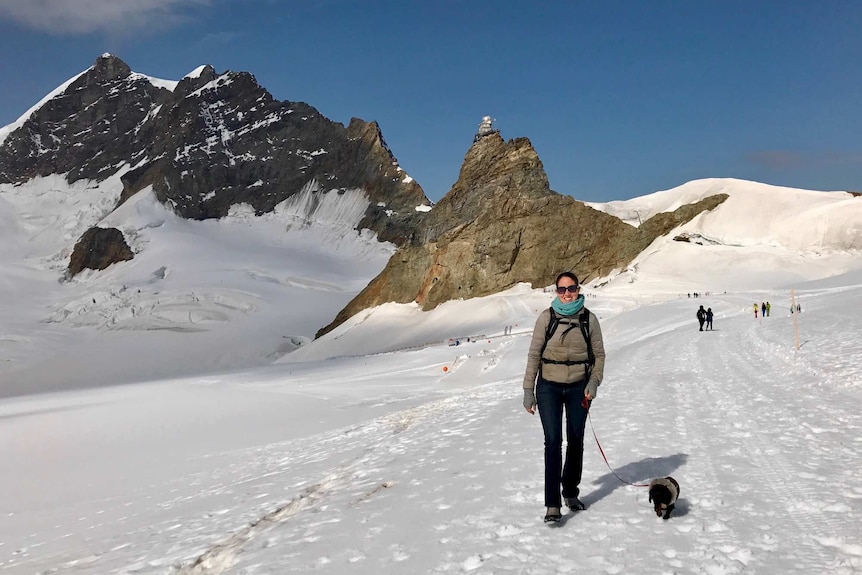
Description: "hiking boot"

(543, 507), (562, 523)
(565, 497), (586, 511)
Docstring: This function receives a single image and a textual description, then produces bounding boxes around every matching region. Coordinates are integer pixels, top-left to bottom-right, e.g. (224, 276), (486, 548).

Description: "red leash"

(585, 404), (650, 488)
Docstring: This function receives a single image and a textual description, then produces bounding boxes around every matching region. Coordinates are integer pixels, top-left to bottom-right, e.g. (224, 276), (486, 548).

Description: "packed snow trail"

(166, 294), (859, 575)
(2, 290), (859, 574)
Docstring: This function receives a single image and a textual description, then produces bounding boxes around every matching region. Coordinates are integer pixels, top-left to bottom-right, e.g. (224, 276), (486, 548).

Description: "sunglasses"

(555, 285), (580, 294)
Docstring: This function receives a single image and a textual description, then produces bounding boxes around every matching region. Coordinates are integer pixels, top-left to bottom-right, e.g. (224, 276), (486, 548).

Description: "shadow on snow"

(583, 453), (688, 510)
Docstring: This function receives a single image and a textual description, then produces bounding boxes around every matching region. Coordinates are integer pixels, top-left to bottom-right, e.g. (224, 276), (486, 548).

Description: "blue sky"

(1, 0), (860, 202)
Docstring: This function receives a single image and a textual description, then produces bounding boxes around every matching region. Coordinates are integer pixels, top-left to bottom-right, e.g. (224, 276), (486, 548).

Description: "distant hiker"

(761, 302), (767, 317)
(696, 305), (706, 331)
(753, 303), (758, 318)
(522, 271), (606, 523)
(766, 301), (771, 317)
(706, 307), (714, 330)
(797, 303), (802, 313)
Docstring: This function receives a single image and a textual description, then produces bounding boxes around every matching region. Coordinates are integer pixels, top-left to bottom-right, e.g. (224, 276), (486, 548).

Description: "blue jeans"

(537, 377), (590, 507)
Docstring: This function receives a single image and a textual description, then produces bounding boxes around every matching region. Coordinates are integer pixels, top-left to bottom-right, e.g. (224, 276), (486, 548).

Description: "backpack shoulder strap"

(579, 308), (595, 369)
(541, 308), (559, 357)
(537, 308), (558, 380)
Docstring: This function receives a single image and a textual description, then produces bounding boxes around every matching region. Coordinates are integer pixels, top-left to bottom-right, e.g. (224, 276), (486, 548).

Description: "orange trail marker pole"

(791, 288), (800, 351)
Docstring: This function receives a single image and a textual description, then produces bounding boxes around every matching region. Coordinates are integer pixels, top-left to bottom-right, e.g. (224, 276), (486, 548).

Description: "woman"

(523, 272), (606, 523)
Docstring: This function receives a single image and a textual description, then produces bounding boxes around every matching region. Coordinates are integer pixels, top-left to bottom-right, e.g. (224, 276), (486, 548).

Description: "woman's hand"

(585, 380), (598, 400)
(523, 389), (537, 414)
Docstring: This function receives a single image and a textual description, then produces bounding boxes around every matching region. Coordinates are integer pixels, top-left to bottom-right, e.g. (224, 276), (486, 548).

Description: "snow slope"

(0, 176), (394, 394)
(587, 179), (862, 294)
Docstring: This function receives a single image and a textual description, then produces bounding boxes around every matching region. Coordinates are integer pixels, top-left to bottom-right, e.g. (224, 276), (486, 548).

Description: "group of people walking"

(700, 300), (782, 329)
(753, 301), (771, 318)
(696, 305), (714, 331)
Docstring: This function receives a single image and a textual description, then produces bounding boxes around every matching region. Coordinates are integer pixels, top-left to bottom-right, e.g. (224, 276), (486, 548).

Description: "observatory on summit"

(474, 116), (498, 142)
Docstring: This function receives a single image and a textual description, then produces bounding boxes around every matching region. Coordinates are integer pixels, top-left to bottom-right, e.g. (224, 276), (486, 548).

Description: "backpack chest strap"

(541, 357), (591, 366)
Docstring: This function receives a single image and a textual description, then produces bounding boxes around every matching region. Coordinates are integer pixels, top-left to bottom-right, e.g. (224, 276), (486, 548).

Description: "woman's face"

(556, 277), (579, 302)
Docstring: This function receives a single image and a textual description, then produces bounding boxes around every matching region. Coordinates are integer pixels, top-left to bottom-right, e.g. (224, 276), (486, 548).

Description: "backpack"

(539, 307), (594, 383)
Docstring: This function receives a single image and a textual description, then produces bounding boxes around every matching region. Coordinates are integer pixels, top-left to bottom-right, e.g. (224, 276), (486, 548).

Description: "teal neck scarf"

(552, 294), (585, 316)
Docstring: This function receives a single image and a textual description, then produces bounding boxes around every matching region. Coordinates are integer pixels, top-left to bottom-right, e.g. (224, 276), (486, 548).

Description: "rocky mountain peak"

(174, 65), (219, 95)
(84, 54), (133, 84)
(347, 118), (388, 149)
(0, 54), (166, 184)
(0, 54), (430, 248)
(421, 133), (551, 244)
(455, 132), (548, 198)
(316, 125), (729, 337)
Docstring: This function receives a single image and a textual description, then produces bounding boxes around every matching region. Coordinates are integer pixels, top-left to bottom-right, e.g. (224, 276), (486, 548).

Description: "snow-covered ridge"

(1, 59), (212, 149)
(0, 69), (89, 147)
(130, 72), (178, 92)
(188, 72), (235, 98)
(586, 178), (862, 252)
(184, 65), (209, 80)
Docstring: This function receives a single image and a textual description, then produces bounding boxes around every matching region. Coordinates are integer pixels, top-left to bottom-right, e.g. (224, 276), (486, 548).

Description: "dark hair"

(555, 271), (579, 287)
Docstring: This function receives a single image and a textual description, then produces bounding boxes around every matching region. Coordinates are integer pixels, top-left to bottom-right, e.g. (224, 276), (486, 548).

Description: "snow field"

(3, 282), (859, 574)
(1, 173), (861, 573)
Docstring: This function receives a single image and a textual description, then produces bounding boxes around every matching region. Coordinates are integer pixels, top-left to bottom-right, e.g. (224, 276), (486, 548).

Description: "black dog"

(648, 476), (680, 520)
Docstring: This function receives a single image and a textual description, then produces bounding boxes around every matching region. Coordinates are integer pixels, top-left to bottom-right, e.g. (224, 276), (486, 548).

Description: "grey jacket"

(523, 307), (606, 390)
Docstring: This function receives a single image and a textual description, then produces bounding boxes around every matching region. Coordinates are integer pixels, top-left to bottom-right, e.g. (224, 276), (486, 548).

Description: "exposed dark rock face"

(0, 54), (429, 245)
(317, 134), (728, 337)
(67, 227), (134, 277)
(639, 195), (728, 239)
(0, 56), (155, 183)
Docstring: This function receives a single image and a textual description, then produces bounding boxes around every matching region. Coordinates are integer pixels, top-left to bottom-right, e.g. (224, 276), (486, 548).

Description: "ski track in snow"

(5, 292), (862, 574)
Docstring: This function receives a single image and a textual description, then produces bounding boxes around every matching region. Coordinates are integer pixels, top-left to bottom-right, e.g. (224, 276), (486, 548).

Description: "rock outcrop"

(318, 133), (728, 337)
(67, 227), (134, 277)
